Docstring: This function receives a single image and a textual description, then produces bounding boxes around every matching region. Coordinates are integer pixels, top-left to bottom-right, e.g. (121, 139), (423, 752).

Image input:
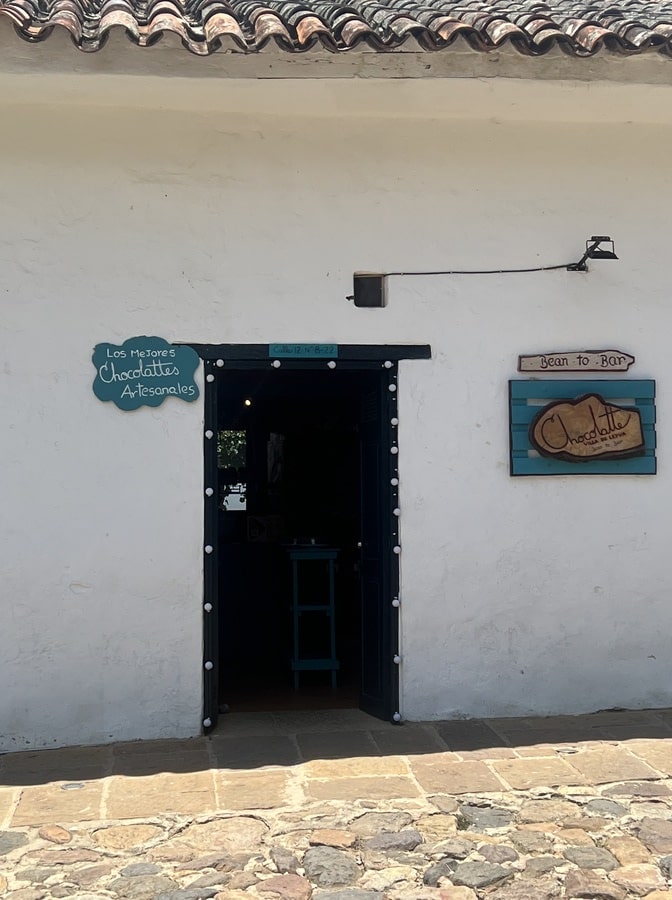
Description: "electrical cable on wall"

(383, 262), (571, 276)
(348, 236), (618, 307)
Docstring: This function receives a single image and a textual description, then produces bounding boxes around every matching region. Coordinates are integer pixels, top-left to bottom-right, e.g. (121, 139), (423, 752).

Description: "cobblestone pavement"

(2, 708), (672, 899)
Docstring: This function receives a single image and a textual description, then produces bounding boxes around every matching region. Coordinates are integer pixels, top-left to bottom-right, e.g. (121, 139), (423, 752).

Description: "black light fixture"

(567, 236), (618, 272)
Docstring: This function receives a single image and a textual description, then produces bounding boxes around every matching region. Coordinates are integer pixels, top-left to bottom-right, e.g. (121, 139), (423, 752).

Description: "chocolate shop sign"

(92, 336), (200, 411)
(530, 394), (644, 462)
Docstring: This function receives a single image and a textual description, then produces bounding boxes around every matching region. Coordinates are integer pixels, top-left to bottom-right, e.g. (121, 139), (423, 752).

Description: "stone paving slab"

(209, 736), (301, 769)
(272, 709), (393, 734)
(510, 744), (562, 758)
(409, 759), (505, 794)
(369, 725), (445, 756)
(435, 721), (508, 751)
(489, 757), (584, 790)
(490, 724), (615, 746)
(206, 713), (284, 737)
(296, 731), (381, 761)
(625, 741), (672, 777)
(112, 738), (207, 758)
(111, 757), (212, 778)
(1, 746), (113, 772)
(568, 747), (663, 784)
(456, 748), (518, 761)
(216, 771), (291, 810)
(304, 757), (409, 779)
(0, 789), (17, 826)
(590, 710), (672, 726)
(603, 723), (672, 741)
(111, 740), (211, 778)
(307, 775), (422, 801)
(106, 772), (217, 819)
(0, 748), (111, 787)
(12, 782), (104, 827)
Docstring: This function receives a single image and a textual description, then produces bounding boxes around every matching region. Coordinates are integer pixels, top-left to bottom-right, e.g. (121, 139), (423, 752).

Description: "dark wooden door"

(202, 359), (220, 732)
(358, 373), (398, 720)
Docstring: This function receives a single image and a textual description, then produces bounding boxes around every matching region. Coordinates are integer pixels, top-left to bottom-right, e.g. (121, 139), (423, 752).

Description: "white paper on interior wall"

(518, 350), (635, 373)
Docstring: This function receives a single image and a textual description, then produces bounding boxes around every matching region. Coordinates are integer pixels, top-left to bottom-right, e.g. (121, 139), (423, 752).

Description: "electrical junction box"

(353, 273), (386, 308)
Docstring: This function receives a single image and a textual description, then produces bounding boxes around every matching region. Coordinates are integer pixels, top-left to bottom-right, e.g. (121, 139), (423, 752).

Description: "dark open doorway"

(196, 345), (430, 732)
(217, 368), (371, 713)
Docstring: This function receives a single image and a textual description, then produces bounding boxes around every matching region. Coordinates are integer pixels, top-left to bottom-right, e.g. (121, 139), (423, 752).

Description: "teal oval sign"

(92, 336), (200, 411)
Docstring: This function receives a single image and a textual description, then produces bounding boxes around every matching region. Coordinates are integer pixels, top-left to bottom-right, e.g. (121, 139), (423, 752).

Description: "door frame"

(192, 343), (431, 732)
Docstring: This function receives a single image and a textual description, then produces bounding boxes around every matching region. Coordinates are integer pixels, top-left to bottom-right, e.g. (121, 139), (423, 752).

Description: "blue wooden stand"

(287, 546), (340, 688)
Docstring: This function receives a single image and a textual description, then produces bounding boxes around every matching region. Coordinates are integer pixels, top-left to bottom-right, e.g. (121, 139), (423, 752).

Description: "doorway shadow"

(1, 707), (671, 785)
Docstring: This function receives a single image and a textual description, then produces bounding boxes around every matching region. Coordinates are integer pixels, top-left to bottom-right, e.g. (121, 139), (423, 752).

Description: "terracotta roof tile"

(2, 0), (672, 56)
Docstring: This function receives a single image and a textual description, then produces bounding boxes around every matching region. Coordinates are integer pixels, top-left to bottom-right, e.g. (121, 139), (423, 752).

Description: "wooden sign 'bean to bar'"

(518, 350), (635, 373)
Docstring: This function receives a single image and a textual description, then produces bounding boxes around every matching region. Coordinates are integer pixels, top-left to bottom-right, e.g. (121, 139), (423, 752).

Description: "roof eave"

(1, 21), (672, 86)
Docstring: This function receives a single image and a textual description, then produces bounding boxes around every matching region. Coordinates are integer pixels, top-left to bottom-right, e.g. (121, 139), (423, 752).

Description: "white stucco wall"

(2, 74), (672, 748)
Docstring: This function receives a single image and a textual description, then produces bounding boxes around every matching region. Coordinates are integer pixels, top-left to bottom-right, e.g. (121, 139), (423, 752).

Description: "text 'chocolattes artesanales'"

(92, 336), (200, 411)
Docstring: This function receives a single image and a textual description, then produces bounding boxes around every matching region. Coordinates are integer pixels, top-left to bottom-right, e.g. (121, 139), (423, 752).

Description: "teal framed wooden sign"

(92, 336), (200, 411)
(510, 380), (656, 476)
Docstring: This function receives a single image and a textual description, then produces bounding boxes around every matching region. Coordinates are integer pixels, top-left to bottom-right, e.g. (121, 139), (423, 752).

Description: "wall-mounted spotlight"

(567, 236), (618, 272)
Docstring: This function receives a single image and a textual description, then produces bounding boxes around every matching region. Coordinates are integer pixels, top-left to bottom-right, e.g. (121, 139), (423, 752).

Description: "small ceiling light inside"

(244, 399), (252, 407)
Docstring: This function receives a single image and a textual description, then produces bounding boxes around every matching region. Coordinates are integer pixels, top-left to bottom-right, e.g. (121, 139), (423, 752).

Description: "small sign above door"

(269, 344), (338, 358)
(530, 393), (644, 462)
(518, 350), (635, 373)
(92, 336), (200, 411)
